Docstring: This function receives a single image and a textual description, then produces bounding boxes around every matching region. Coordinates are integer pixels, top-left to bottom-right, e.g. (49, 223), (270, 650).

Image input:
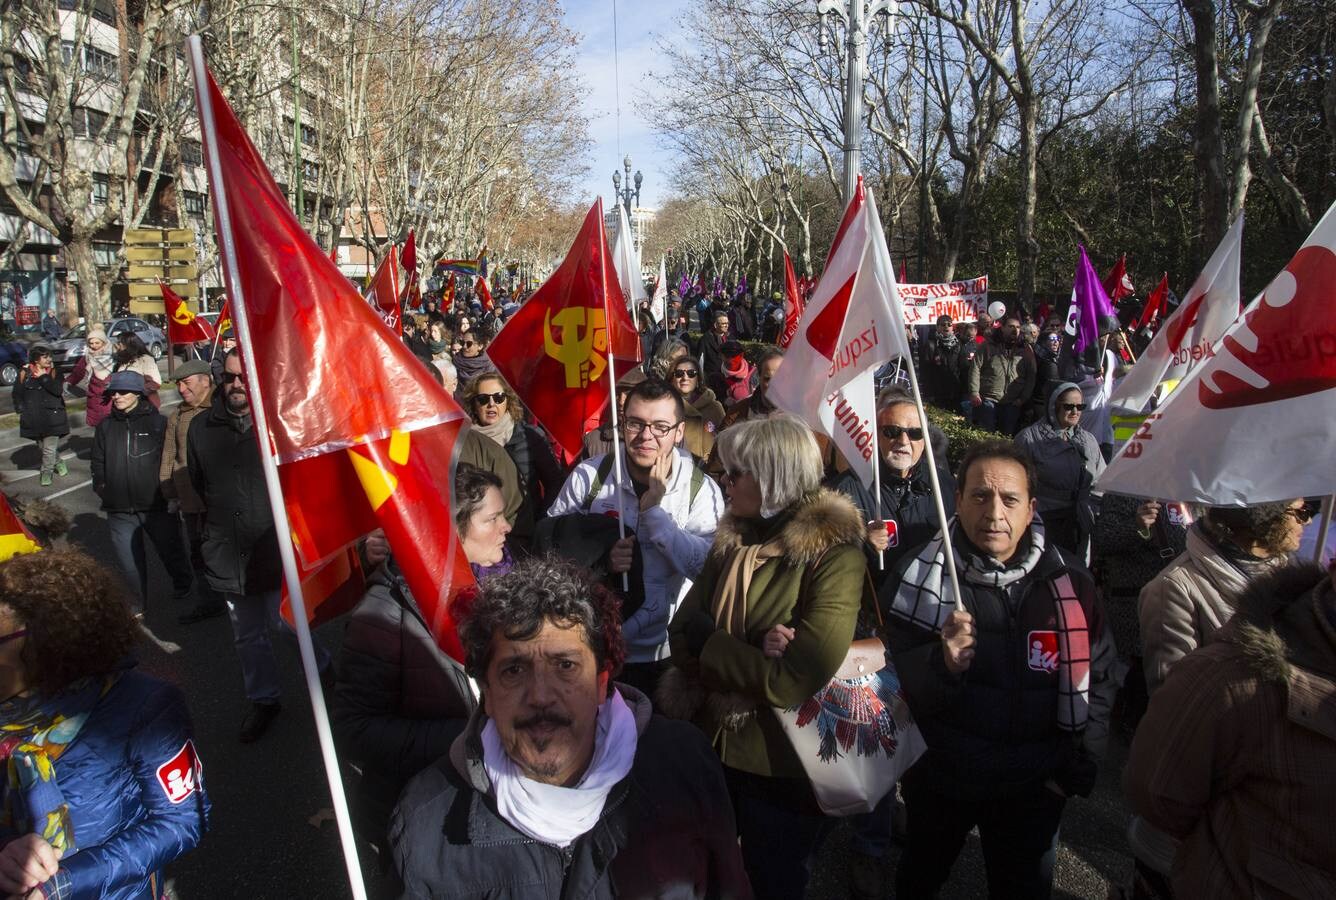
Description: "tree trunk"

(65, 238), (107, 322)
(1015, 96), (1039, 306)
(1185, 0), (1228, 257)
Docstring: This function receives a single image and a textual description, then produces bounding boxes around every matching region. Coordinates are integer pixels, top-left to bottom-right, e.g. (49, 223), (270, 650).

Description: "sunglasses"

(880, 425), (924, 441)
(1288, 502), (1321, 525)
(222, 372), (246, 384)
(0, 628), (27, 646)
(1059, 402), (1086, 412)
(460, 340), (477, 348)
(472, 391), (507, 407)
(672, 368), (698, 379)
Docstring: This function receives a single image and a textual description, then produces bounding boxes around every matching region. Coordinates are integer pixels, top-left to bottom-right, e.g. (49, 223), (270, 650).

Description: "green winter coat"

(968, 337), (1036, 404)
(662, 489), (872, 779)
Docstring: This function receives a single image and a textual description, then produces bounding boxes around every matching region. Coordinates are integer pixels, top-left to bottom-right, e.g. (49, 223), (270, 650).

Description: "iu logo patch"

(156, 739), (203, 804)
(1027, 631), (1060, 674)
(884, 519), (899, 548)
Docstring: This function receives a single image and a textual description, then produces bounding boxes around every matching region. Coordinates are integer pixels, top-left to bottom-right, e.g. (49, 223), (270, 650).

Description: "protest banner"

(898, 275), (988, 325)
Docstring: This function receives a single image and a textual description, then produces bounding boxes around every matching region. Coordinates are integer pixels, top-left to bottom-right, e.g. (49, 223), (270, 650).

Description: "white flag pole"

(1314, 495), (1334, 565)
(900, 334), (964, 605)
(870, 372), (884, 571)
(600, 200), (631, 592)
(187, 36), (367, 900)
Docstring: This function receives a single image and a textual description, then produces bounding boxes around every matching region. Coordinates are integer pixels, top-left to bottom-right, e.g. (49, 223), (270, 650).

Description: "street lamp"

(611, 155), (643, 221)
(816, 0), (898, 205)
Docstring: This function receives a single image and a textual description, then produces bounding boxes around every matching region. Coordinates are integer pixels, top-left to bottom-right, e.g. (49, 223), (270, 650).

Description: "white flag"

(650, 255), (667, 323)
(769, 178), (912, 488)
(611, 204), (647, 315)
(1095, 199), (1336, 504)
(1110, 216), (1244, 414)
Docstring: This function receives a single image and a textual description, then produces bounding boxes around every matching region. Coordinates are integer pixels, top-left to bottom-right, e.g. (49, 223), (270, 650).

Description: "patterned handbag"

(771, 581), (926, 816)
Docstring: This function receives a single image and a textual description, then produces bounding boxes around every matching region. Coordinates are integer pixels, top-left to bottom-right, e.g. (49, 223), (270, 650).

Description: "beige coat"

(158, 390), (213, 513)
(1138, 525), (1285, 693)
(1125, 563), (1336, 899)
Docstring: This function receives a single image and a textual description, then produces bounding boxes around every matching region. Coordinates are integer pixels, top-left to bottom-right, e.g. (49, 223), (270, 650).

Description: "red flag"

(1132, 273), (1170, 330)
(328, 246), (338, 265)
(475, 275), (493, 312)
(280, 545), (365, 630)
(162, 285), (215, 344)
(486, 199), (641, 455)
(215, 299), (232, 336)
(0, 494), (41, 561)
(366, 245), (402, 335)
(401, 229), (417, 274)
(195, 62), (474, 659)
(899, 260), (908, 283)
(1102, 254), (1134, 303)
(779, 251), (804, 349)
(442, 276), (455, 310)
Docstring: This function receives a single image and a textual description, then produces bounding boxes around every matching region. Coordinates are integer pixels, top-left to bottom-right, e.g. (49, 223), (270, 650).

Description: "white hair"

(434, 358), (456, 381)
(716, 412), (822, 518)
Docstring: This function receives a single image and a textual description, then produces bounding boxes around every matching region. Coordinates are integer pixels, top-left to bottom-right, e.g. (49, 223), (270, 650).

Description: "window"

(301, 196), (316, 219)
(85, 45), (118, 79)
(91, 174), (109, 206)
(183, 191), (206, 217)
(301, 159), (319, 182)
(71, 107), (108, 138)
(0, 182), (32, 216)
(301, 123), (317, 147)
(179, 139), (203, 166)
(59, 0), (117, 27)
(93, 241), (118, 267)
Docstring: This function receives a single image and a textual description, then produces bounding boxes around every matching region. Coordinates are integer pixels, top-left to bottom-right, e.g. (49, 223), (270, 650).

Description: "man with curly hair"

(390, 557), (751, 899)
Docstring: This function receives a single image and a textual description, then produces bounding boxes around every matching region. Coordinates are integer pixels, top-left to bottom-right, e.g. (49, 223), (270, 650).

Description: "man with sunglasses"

(188, 349), (333, 743)
(547, 378), (724, 698)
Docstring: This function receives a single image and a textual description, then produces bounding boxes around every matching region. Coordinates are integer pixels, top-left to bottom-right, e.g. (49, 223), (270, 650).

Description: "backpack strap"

(688, 460), (705, 506)
(581, 454), (616, 512)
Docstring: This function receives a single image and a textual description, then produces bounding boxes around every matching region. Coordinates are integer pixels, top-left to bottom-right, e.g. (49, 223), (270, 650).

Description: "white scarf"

(482, 690), (638, 848)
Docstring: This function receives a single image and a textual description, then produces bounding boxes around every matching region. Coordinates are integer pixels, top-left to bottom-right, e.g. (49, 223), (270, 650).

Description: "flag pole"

(899, 332), (964, 605)
(870, 372), (884, 571)
(599, 200), (631, 592)
(187, 36), (368, 900)
(1314, 495), (1334, 565)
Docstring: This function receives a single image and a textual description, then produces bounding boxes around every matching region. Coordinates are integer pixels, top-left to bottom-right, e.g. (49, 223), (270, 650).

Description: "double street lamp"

(611, 155), (643, 220)
(816, 0), (898, 205)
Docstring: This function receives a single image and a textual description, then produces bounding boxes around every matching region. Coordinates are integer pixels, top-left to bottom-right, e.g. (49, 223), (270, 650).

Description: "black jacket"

(918, 336), (968, 405)
(187, 395), (281, 595)
(832, 459), (956, 588)
(887, 537), (1117, 798)
(91, 400), (166, 512)
(333, 561), (475, 848)
(13, 369), (69, 440)
(391, 685), (752, 900)
(503, 422), (565, 517)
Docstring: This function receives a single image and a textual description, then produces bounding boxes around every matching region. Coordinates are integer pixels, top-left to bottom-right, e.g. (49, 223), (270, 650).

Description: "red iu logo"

(1199, 245), (1336, 409)
(1027, 631), (1060, 673)
(156, 740), (203, 804)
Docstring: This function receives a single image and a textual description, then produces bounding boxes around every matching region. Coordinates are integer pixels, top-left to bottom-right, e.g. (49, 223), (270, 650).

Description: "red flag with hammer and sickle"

(194, 61), (475, 659)
(486, 199), (641, 455)
(162, 285), (215, 344)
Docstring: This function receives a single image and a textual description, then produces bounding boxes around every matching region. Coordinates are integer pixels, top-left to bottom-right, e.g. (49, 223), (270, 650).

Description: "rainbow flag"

(435, 258), (480, 278)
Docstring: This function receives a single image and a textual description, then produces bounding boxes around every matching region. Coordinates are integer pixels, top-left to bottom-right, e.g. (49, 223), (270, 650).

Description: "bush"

(925, 406), (998, 472)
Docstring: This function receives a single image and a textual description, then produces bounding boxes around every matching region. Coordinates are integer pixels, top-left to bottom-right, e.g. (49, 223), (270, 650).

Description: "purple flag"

(1069, 245), (1117, 353)
(677, 273), (691, 296)
(735, 272), (748, 298)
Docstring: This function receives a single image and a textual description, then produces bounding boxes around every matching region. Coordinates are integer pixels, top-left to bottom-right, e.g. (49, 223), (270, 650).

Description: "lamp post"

(611, 154), (643, 241)
(816, 0), (897, 205)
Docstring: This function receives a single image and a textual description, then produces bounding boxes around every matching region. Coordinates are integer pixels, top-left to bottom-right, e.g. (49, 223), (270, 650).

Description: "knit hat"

(86, 327), (109, 346)
(173, 360), (212, 381)
(105, 370), (146, 398)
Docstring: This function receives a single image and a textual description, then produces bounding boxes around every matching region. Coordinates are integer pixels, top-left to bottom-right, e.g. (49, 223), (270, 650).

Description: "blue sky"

(564, 0), (690, 211)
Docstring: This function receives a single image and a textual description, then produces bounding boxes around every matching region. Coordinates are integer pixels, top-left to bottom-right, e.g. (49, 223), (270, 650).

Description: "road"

(0, 378), (1137, 899)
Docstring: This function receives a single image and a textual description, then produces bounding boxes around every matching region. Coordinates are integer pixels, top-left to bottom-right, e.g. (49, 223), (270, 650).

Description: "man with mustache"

(390, 557), (751, 899)
(883, 440), (1116, 898)
(188, 349), (332, 743)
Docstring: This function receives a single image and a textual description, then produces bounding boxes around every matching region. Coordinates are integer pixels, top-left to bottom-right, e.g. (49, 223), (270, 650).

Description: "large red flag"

(486, 199), (641, 455)
(779, 251), (804, 349)
(195, 63), (474, 659)
(1102, 254), (1134, 303)
(475, 275), (493, 312)
(1131, 273), (1170, 331)
(366, 245), (402, 335)
(400, 230), (422, 311)
(162, 285), (215, 344)
(215, 299), (232, 336)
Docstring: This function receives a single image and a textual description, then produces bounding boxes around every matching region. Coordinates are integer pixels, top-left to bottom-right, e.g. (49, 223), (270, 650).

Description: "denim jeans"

(223, 589), (332, 703)
(107, 509), (195, 615)
(724, 767), (831, 900)
(973, 399), (1021, 436)
(850, 791), (894, 858)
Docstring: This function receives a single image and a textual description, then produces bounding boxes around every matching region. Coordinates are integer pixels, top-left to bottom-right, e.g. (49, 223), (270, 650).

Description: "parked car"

(50, 317), (168, 373)
(0, 338), (26, 386)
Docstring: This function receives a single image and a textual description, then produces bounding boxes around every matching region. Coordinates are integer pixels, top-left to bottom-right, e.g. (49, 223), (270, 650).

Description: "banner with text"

(899, 275), (988, 325)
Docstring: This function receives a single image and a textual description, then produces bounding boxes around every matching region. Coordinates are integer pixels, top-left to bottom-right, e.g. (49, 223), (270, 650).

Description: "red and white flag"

(768, 177), (912, 488)
(650, 255), (667, 324)
(1097, 200), (1336, 504)
(778, 251), (803, 349)
(365, 244), (402, 335)
(1111, 216), (1242, 414)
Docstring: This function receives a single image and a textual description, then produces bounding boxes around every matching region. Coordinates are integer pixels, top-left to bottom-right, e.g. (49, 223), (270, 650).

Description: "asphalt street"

(1, 365), (1136, 899)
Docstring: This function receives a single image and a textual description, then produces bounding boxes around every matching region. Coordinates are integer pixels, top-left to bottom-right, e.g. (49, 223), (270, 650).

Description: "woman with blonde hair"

(664, 412), (872, 900)
(64, 327), (115, 428)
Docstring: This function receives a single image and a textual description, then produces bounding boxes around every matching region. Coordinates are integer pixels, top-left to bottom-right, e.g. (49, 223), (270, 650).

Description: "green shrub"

(925, 406), (998, 472)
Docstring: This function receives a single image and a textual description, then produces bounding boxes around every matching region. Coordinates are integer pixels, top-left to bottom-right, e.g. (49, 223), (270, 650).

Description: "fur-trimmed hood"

(1223, 561), (1336, 684)
(711, 487), (866, 567)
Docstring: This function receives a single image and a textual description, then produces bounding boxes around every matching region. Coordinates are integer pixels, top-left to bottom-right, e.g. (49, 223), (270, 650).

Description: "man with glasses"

(547, 378), (724, 699)
(188, 349), (332, 743)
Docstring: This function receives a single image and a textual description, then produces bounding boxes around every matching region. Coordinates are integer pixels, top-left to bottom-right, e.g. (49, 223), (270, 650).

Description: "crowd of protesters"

(0, 277), (1332, 900)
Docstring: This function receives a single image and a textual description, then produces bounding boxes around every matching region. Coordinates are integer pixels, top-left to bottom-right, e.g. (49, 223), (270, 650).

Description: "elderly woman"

(463, 373), (563, 518)
(1014, 381), (1105, 558)
(333, 464), (510, 859)
(663, 413), (872, 900)
(669, 357), (725, 461)
(0, 550), (209, 899)
(64, 326), (115, 428)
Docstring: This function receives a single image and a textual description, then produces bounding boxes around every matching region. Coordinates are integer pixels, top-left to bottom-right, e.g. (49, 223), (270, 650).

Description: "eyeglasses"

(222, 372), (246, 384)
(0, 628), (27, 646)
(1288, 502), (1321, 525)
(880, 425), (924, 441)
(1058, 402), (1086, 412)
(460, 340), (476, 348)
(472, 391), (507, 407)
(622, 418), (679, 438)
(672, 368), (698, 379)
